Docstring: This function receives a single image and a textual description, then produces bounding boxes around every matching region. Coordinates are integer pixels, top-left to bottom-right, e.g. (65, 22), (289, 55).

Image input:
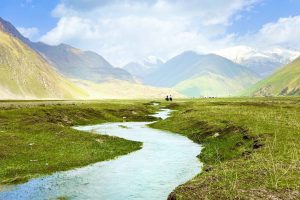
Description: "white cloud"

(17, 27), (39, 40)
(249, 16), (300, 49)
(40, 0), (261, 66)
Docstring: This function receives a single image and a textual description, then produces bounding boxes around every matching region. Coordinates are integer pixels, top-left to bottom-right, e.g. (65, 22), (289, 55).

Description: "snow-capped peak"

(214, 45), (269, 63)
(264, 47), (300, 64)
(215, 45), (300, 64)
(143, 56), (164, 66)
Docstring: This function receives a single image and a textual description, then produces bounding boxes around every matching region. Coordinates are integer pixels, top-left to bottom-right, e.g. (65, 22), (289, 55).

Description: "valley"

(1, 2), (300, 199)
(0, 98), (299, 199)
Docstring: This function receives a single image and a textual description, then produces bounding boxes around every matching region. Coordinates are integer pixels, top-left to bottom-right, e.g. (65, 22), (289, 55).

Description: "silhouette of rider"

(165, 95), (169, 101)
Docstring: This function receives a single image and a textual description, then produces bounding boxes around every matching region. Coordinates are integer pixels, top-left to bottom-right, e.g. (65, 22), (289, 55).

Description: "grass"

(1, 98), (299, 199)
(150, 97), (300, 199)
(0, 100), (158, 184)
(245, 57), (300, 96)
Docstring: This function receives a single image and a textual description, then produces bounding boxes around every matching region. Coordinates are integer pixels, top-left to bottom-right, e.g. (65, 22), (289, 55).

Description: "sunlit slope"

(145, 51), (260, 97)
(72, 79), (184, 99)
(0, 31), (87, 99)
(174, 72), (255, 97)
(32, 43), (134, 83)
(246, 57), (300, 96)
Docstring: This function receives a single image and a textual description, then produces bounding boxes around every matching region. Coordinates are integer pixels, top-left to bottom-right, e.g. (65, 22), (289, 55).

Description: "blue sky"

(1, 0), (58, 36)
(228, 0), (300, 34)
(1, 0), (300, 65)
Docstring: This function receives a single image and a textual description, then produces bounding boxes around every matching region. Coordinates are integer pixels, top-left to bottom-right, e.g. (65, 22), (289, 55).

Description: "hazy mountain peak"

(215, 46), (268, 63)
(123, 56), (164, 80)
(178, 50), (200, 57)
(143, 56), (164, 66)
(215, 45), (300, 77)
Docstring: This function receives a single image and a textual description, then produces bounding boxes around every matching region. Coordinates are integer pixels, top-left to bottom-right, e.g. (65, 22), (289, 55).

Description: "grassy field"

(0, 100), (157, 185)
(1, 98), (299, 200)
(151, 97), (300, 199)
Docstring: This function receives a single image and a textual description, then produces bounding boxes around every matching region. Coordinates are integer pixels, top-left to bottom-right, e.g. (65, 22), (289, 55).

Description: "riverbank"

(150, 97), (300, 199)
(1, 109), (201, 200)
(0, 100), (157, 184)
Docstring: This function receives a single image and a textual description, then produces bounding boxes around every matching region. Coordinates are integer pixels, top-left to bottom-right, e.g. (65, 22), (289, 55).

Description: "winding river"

(0, 109), (202, 200)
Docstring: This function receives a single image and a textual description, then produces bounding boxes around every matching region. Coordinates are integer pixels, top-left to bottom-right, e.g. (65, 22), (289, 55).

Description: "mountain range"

(31, 42), (134, 83)
(0, 17), (180, 99)
(216, 46), (300, 77)
(143, 51), (261, 97)
(1, 16), (299, 99)
(0, 17), (134, 83)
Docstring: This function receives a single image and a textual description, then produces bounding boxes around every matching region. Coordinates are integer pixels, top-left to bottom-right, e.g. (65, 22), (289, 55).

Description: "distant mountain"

(0, 17), (184, 99)
(31, 42), (134, 83)
(0, 17), (134, 83)
(215, 46), (300, 77)
(123, 56), (164, 80)
(245, 57), (300, 96)
(144, 51), (261, 97)
(0, 29), (86, 99)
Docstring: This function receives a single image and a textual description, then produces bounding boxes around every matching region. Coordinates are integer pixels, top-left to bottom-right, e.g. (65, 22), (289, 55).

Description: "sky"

(1, 0), (300, 66)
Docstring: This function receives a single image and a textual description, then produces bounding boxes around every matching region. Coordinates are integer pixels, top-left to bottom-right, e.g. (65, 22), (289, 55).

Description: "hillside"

(31, 42), (134, 83)
(246, 57), (300, 96)
(0, 30), (86, 99)
(144, 51), (260, 97)
(0, 17), (134, 83)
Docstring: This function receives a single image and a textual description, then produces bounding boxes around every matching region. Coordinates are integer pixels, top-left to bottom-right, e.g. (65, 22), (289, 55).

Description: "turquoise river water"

(0, 109), (202, 200)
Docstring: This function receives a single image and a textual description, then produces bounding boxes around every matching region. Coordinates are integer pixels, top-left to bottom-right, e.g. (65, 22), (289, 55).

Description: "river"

(0, 109), (202, 200)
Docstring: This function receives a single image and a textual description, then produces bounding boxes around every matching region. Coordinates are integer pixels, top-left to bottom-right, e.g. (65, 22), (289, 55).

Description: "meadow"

(151, 97), (300, 199)
(0, 98), (299, 200)
(0, 100), (157, 184)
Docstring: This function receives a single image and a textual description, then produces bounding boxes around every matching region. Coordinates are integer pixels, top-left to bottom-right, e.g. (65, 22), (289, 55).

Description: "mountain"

(0, 29), (86, 99)
(245, 57), (300, 96)
(0, 17), (134, 83)
(144, 51), (261, 97)
(215, 46), (300, 77)
(31, 42), (134, 83)
(0, 17), (184, 100)
(0, 17), (30, 44)
(123, 56), (164, 80)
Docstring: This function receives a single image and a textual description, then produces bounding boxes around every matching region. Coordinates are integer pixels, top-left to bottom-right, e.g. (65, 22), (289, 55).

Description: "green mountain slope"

(0, 17), (134, 83)
(174, 72), (248, 97)
(0, 30), (87, 99)
(245, 57), (300, 96)
(145, 51), (260, 97)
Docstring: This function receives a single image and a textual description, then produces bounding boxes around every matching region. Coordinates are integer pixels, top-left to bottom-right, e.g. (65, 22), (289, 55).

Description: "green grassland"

(1, 98), (299, 200)
(245, 57), (300, 96)
(151, 97), (300, 199)
(0, 100), (157, 184)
